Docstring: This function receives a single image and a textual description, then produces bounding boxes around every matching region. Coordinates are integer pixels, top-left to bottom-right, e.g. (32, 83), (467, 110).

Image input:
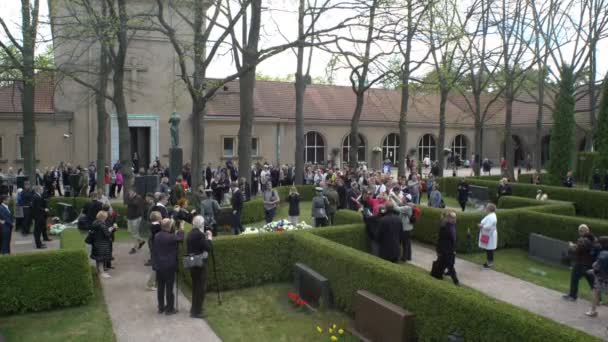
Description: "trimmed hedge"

(498, 196), (576, 216)
(241, 198), (265, 224)
(577, 152), (597, 183)
(179, 232), (294, 291)
(0, 228), (93, 315)
(291, 233), (597, 341)
(308, 224), (368, 251)
(334, 209), (364, 225)
(440, 177), (608, 219)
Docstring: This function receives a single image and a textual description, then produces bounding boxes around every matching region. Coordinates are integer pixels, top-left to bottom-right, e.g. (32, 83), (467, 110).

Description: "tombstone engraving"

(529, 233), (571, 266)
(350, 290), (416, 342)
(293, 262), (332, 309)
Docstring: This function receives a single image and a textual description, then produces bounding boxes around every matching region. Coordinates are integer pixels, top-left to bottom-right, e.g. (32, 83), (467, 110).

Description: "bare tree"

(492, 0), (536, 179)
(422, 0), (473, 176)
(392, 0), (432, 177)
(0, 0), (42, 183)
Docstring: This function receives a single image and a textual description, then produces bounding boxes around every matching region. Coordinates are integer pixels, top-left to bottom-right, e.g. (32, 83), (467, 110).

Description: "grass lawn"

(458, 248), (593, 301)
(198, 283), (354, 342)
(0, 272), (116, 342)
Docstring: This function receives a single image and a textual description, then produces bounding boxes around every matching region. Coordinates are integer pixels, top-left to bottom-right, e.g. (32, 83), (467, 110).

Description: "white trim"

(110, 114), (160, 166)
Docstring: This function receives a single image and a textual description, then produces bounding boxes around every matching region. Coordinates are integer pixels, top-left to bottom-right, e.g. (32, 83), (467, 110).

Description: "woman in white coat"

(478, 203), (498, 268)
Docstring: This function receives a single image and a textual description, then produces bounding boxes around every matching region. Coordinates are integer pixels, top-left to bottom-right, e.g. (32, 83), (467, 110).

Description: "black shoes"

(137, 241), (146, 249)
(43, 238), (53, 242)
(36, 244), (47, 249)
(129, 248), (137, 255)
(158, 308), (165, 314)
(144, 260), (152, 266)
(190, 312), (206, 319)
(165, 309), (178, 316)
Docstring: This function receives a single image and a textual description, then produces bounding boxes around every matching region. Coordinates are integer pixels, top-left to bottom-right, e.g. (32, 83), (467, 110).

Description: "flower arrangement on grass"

(316, 323), (352, 341)
(288, 291), (309, 309)
(242, 220), (313, 235)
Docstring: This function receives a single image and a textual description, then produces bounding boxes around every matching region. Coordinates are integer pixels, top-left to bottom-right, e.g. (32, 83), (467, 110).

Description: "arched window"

(305, 131), (325, 164)
(450, 135), (468, 160)
(541, 135), (550, 166)
(342, 134), (366, 164)
(382, 133), (400, 165)
(418, 134), (437, 161)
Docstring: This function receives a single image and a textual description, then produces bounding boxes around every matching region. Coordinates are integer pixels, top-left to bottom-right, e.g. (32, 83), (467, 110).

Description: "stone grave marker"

(350, 290), (416, 342)
(529, 233), (571, 266)
(294, 262), (332, 309)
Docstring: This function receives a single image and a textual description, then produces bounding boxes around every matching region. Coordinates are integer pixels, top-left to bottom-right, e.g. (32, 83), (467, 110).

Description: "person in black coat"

(456, 179), (470, 212)
(231, 182), (244, 235)
(0, 194), (14, 254)
(20, 184), (34, 235)
(205, 164), (213, 189)
(336, 179), (347, 210)
(91, 211), (116, 278)
(376, 203), (402, 263)
(151, 194), (170, 219)
(84, 192), (104, 228)
(287, 186), (301, 224)
(31, 186), (51, 249)
(187, 216), (213, 319)
(436, 210), (460, 285)
(153, 218), (184, 315)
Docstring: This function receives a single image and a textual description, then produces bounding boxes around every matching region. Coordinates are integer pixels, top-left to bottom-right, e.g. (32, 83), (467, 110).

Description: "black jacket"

(149, 222), (161, 241)
(151, 204), (169, 219)
(457, 182), (470, 202)
(85, 200), (103, 225)
(152, 230), (184, 272)
(186, 228), (212, 257)
(337, 185), (347, 209)
(437, 221), (457, 255)
(376, 212), (402, 262)
(232, 189), (243, 213)
(288, 193), (300, 216)
(31, 193), (47, 221)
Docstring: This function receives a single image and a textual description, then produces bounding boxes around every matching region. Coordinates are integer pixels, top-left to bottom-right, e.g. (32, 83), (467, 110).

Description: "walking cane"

(210, 246), (222, 305)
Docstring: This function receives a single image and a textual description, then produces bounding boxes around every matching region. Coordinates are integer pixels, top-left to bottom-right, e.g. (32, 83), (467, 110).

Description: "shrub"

(334, 209), (364, 225)
(516, 211), (608, 243)
(548, 66), (577, 184)
(577, 152), (597, 183)
(498, 196), (575, 216)
(179, 232), (294, 291)
(242, 198), (265, 224)
(0, 230), (93, 315)
(440, 177), (608, 219)
(60, 228), (87, 250)
(308, 224), (368, 251)
(290, 233), (596, 341)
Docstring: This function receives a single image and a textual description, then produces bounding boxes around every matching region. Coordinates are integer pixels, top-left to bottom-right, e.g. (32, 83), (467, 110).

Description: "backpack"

(410, 206), (421, 224)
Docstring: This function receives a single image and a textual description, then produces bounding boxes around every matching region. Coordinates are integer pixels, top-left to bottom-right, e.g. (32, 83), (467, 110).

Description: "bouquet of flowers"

(242, 220), (313, 235)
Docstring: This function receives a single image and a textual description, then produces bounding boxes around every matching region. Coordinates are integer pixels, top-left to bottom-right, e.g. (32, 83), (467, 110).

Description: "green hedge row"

(497, 196), (576, 216)
(290, 233), (596, 341)
(241, 198), (265, 224)
(439, 177), (608, 219)
(0, 228), (93, 315)
(577, 152), (597, 183)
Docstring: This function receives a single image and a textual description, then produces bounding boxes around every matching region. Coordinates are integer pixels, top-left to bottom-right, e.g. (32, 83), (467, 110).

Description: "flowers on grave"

(244, 220), (313, 235)
(317, 326), (323, 333)
(288, 291), (308, 308)
(315, 323), (353, 341)
(338, 329), (344, 335)
(331, 336), (338, 341)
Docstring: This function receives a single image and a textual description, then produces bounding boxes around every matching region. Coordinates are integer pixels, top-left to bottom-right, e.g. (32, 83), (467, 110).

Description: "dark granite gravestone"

(216, 207), (234, 228)
(134, 176), (146, 196)
(145, 174), (160, 193)
(529, 233), (571, 266)
(350, 290), (416, 342)
(469, 185), (489, 202)
(58, 202), (78, 222)
(294, 262), (332, 309)
(169, 147), (183, 184)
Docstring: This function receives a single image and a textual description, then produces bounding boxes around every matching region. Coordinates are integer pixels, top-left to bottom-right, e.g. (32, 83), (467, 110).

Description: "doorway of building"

(130, 127), (150, 172)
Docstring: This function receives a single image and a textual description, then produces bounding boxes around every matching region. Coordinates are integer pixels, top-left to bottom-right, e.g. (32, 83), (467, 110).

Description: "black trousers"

(314, 217), (328, 227)
(157, 269), (176, 311)
(33, 218), (48, 247)
(459, 201), (466, 212)
(569, 264), (595, 299)
(22, 207), (32, 235)
(400, 230), (412, 261)
(438, 253), (459, 285)
(190, 265), (208, 315)
(486, 250), (494, 263)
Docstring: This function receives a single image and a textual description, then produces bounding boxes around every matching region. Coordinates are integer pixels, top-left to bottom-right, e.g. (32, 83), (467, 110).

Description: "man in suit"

(32, 185), (51, 249)
(376, 203), (403, 263)
(153, 218), (184, 315)
(231, 182), (244, 235)
(84, 192), (104, 228)
(0, 194), (14, 254)
(20, 182), (34, 236)
(152, 193), (170, 219)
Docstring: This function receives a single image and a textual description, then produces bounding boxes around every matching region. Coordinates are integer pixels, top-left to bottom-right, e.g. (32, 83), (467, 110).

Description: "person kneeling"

(186, 216), (213, 319)
(153, 218), (184, 315)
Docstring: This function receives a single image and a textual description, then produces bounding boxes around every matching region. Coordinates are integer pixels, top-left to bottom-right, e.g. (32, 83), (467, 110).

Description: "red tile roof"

(0, 74), (55, 114)
(206, 80), (593, 126)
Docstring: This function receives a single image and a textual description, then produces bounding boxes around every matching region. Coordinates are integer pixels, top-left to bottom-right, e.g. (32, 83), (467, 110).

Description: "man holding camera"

(152, 218), (184, 315)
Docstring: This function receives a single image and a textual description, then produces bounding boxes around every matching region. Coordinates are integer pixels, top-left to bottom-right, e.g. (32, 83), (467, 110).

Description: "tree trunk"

(437, 87), (448, 176)
(190, 99), (206, 188)
(21, 0), (39, 184)
(586, 43), (597, 151)
(397, 70), (409, 177)
(474, 119), (482, 176)
(535, 69), (545, 172)
(504, 86), (515, 180)
(115, 0), (132, 201)
(96, 45), (110, 193)
(349, 93), (365, 168)
(294, 0), (306, 184)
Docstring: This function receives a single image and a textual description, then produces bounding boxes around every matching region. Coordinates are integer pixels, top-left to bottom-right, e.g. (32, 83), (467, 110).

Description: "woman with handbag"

(186, 215), (213, 319)
(478, 203), (498, 268)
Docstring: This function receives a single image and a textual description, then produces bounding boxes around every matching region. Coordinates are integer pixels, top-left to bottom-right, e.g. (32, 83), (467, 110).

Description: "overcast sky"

(2, 0), (607, 86)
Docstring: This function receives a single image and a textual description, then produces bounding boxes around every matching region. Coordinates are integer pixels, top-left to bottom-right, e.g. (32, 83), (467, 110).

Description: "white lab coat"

(478, 212), (498, 250)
